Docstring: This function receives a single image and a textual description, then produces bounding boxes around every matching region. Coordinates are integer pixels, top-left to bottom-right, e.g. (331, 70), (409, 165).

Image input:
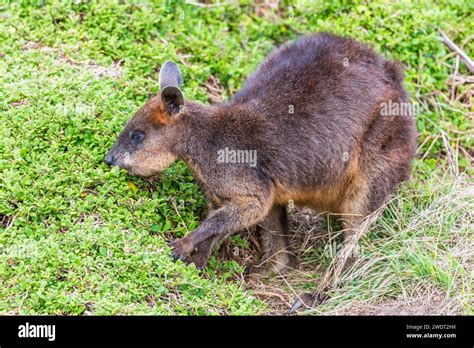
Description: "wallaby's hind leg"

(290, 186), (369, 314)
(290, 174), (392, 313)
(248, 205), (296, 277)
(342, 215), (363, 243)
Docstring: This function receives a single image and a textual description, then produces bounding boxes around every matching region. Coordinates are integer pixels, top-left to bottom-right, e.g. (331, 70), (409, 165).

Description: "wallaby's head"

(105, 61), (185, 177)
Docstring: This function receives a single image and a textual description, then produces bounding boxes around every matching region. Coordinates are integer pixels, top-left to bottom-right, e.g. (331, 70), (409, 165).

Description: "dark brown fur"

(105, 33), (417, 277)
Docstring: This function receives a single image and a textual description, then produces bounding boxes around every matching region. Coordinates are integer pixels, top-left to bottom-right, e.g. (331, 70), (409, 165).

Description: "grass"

(0, 0), (472, 315)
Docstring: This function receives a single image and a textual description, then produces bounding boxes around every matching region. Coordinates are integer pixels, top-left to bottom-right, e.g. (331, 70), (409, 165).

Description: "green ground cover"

(1, 0), (472, 314)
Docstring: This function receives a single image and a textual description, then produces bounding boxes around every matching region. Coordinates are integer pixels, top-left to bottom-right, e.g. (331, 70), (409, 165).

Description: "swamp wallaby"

(105, 32), (417, 298)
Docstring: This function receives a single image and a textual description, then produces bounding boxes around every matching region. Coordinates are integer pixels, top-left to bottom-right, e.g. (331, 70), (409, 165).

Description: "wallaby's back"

(230, 33), (416, 205)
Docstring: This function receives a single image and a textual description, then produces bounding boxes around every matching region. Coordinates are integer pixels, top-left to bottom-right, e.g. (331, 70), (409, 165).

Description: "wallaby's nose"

(104, 153), (115, 166)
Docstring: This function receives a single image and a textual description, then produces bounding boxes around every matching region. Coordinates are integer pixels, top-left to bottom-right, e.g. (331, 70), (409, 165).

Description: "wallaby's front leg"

(168, 197), (271, 263)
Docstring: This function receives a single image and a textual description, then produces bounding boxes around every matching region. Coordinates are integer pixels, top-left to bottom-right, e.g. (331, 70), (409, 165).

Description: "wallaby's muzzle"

(104, 152), (115, 166)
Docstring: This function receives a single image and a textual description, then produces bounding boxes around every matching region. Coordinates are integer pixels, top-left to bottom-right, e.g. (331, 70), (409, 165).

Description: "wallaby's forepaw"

(289, 292), (329, 314)
(168, 237), (214, 270)
(181, 249), (210, 270)
(168, 237), (194, 261)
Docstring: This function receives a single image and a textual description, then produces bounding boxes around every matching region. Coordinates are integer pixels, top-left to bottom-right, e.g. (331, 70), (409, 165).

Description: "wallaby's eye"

(131, 130), (145, 144)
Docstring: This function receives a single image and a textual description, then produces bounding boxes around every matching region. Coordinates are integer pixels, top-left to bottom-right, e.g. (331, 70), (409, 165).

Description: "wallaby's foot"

(247, 250), (297, 278)
(289, 292), (329, 314)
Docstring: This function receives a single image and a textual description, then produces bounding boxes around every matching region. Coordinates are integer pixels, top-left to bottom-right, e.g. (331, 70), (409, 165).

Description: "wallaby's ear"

(159, 61), (184, 116)
(160, 85), (184, 116)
